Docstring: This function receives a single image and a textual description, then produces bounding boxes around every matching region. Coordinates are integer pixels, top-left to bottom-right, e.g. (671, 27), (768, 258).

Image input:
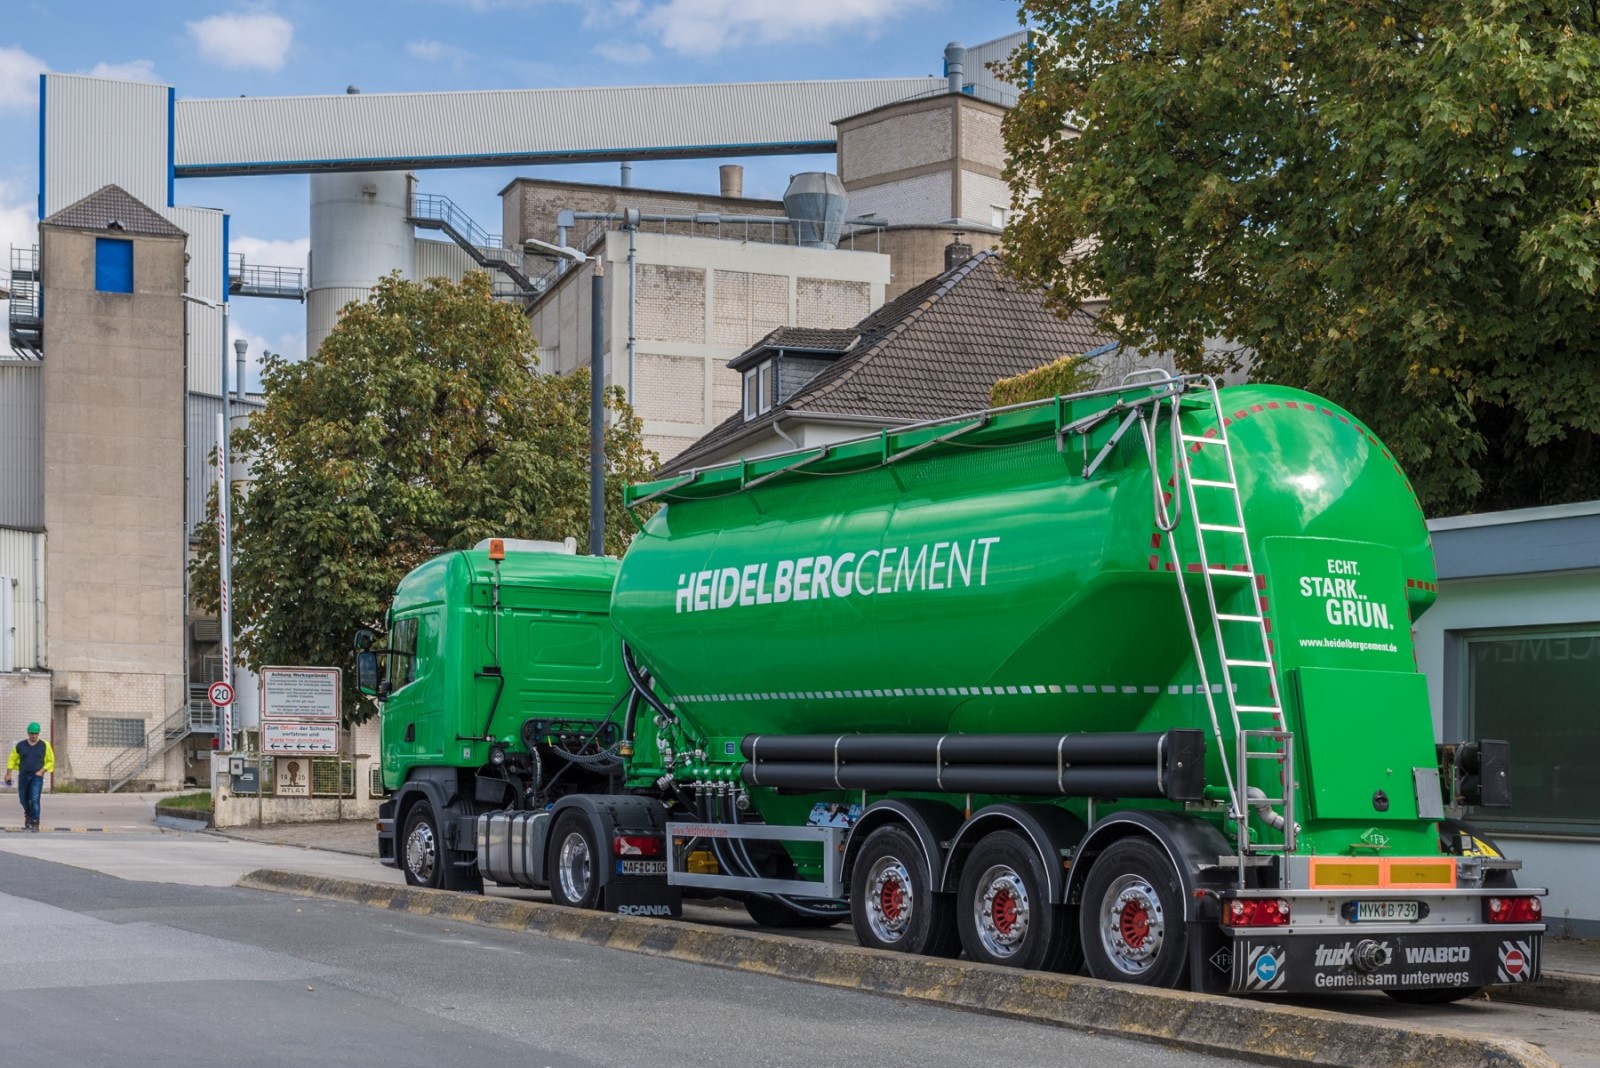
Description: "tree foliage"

(191, 272), (655, 721)
(1002, 1), (1600, 513)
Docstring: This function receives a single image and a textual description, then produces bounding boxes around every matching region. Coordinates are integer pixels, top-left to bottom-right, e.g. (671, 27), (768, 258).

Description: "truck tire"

(850, 824), (960, 957)
(1079, 837), (1187, 987)
(956, 830), (1074, 970)
(401, 800), (482, 893)
(743, 896), (848, 929)
(549, 811), (603, 910)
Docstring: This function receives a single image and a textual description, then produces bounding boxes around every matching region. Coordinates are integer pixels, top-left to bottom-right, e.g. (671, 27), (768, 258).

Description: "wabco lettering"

(1405, 946), (1470, 965)
(676, 537), (1001, 613)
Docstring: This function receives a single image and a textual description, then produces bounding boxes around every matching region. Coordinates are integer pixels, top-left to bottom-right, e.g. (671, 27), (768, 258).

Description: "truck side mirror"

(356, 650), (380, 696)
(353, 628), (378, 651)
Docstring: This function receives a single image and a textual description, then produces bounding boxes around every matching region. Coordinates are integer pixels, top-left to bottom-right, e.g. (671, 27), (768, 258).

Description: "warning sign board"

(263, 721), (338, 754)
(261, 667), (341, 723)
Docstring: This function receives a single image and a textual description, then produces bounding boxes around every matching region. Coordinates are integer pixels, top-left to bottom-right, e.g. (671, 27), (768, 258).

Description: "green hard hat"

(26, 722), (40, 734)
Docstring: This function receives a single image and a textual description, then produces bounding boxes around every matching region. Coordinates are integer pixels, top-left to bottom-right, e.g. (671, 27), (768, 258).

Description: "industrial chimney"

(720, 164), (744, 199)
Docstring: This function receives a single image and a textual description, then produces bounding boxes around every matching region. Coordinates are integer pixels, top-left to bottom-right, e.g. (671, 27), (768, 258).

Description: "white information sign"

(275, 756), (313, 796)
(261, 667), (341, 723)
(263, 721), (339, 754)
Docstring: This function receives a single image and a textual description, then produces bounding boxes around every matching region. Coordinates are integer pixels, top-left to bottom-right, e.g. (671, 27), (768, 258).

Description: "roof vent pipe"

(719, 164), (744, 199)
(944, 42), (966, 95)
(783, 172), (849, 249)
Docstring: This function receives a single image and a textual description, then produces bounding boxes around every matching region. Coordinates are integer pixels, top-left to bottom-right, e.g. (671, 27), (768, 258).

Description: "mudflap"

(1229, 929), (1541, 994)
(604, 878), (683, 919)
(1188, 916), (1234, 994)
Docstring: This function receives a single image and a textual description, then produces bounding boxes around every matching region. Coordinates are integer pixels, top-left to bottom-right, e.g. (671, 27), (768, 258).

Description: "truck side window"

(389, 617), (419, 691)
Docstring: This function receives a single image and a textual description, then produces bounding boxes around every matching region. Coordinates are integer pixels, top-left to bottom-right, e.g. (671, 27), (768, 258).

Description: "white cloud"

(0, 45), (47, 114)
(187, 13), (295, 72)
(640, 0), (937, 56)
(83, 60), (162, 83)
(594, 40), (653, 65)
(230, 235), (309, 268)
(407, 39), (470, 62)
(226, 323), (306, 391)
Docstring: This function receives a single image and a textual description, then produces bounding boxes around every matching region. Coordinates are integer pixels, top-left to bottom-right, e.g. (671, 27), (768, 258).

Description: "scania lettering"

(366, 374), (1543, 1001)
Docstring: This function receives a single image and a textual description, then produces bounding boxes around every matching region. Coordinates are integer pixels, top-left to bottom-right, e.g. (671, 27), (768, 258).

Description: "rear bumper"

(1225, 926), (1543, 994)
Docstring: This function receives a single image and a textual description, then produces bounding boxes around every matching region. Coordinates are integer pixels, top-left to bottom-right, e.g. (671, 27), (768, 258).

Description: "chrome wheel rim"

(972, 864), (1030, 959)
(558, 831), (592, 904)
(405, 819), (436, 884)
(1099, 873), (1165, 975)
(865, 855), (914, 943)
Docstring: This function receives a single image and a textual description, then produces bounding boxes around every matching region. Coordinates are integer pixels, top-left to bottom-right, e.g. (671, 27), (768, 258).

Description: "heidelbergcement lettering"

(676, 537), (1001, 614)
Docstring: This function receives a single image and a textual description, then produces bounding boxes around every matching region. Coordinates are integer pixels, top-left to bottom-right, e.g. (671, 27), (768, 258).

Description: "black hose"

(622, 642), (676, 737)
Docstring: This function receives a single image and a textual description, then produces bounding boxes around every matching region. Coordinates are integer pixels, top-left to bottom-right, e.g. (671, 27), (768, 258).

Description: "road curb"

(238, 869), (1555, 1068)
(1492, 968), (1600, 1013)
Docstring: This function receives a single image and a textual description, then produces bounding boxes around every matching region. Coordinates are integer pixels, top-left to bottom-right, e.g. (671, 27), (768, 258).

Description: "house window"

(1462, 626), (1600, 833)
(88, 717), (145, 747)
(95, 237), (134, 293)
(990, 205), (1009, 230)
(743, 360), (775, 420)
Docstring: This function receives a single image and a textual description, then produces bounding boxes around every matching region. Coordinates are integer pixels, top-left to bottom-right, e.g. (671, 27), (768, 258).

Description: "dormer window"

(743, 360), (775, 419)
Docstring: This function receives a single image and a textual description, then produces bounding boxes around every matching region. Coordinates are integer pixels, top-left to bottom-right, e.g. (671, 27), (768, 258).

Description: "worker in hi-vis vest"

(5, 722), (55, 832)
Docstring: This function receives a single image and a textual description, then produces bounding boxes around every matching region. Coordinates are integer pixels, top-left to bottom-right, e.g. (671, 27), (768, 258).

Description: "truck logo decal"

(1404, 946), (1469, 964)
(675, 537), (1001, 613)
(616, 904), (674, 916)
(1315, 942), (1354, 967)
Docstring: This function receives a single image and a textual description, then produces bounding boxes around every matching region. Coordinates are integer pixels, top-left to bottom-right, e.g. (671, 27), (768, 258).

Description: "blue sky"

(2, 0), (1024, 379)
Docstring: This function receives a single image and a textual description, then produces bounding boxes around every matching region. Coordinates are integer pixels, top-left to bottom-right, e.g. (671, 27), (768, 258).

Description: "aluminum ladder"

(1147, 376), (1296, 883)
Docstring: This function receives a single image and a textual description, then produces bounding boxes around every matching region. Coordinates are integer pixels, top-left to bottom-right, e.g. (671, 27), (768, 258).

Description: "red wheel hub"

(879, 877), (905, 922)
(990, 889), (1019, 936)
(1119, 900), (1151, 948)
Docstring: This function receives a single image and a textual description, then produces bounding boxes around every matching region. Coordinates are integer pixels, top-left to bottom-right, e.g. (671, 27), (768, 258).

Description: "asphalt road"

(0, 848), (1257, 1068)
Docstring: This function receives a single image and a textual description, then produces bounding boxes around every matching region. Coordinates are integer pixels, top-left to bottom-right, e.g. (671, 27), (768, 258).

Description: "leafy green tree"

(191, 272), (655, 721)
(1002, 1), (1600, 513)
(991, 354), (1099, 406)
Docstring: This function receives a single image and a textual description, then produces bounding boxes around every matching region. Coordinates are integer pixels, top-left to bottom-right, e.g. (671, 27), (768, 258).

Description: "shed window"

(95, 238), (134, 293)
(88, 717), (145, 747)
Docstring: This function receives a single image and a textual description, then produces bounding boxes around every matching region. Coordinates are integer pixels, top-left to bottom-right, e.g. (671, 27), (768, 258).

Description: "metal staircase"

(407, 194), (543, 299)
(1146, 375), (1295, 880)
(106, 706), (193, 793)
(7, 246), (42, 359)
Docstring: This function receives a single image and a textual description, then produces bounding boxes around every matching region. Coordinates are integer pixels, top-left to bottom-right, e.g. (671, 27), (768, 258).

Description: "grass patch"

(50, 781), (91, 794)
(160, 791), (212, 812)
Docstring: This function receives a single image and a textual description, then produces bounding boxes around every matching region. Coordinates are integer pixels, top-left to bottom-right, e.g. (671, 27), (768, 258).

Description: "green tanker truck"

(367, 373), (1544, 998)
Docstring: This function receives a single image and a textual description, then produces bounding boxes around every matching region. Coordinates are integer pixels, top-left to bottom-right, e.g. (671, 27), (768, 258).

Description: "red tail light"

(613, 834), (662, 858)
(1486, 896), (1542, 924)
(1222, 898), (1292, 927)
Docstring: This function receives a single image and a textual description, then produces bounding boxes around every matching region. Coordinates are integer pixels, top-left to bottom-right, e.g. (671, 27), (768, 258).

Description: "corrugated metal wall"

(0, 363), (41, 530)
(173, 78), (946, 174)
(43, 74), (171, 215)
(964, 32), (1027, 105)
(168, 206), (228, 396)
(413, 238), (482, 283)
(0, 528), (45, 670)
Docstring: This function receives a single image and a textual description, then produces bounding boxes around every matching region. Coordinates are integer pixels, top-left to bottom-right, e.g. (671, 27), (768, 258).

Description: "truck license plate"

(1353, 900), (1420, 922)
(618, 860), (667, 876)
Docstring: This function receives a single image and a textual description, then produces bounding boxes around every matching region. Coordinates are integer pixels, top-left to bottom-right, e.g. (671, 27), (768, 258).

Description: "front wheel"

(401, 801), (482, 893)
(549, 811), (603, 910)
(1079, 837), (1188, 987)
(850, 824), (960, 957)
(956, 830), (1077, 971)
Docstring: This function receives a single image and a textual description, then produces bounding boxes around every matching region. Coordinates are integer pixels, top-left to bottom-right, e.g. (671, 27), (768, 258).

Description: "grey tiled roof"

(728, 326), (860, 371)
(43, 185), (186, 238)
(668, 251), (1111, 472)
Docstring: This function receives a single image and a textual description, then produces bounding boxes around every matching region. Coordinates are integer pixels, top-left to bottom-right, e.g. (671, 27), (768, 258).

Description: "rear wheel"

(850, 824), (960, 957)
(1079, 837), (1188, 987)
(549, 811), (602, 910)
(956, 830), (1076, 971)
(744, 896), (848, 928)
(1384, 985), (1485, 1005)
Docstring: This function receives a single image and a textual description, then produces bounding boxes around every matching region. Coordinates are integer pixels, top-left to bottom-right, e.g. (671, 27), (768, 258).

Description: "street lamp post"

(525, 238), (606, 556)
(181, 292), (234, 755)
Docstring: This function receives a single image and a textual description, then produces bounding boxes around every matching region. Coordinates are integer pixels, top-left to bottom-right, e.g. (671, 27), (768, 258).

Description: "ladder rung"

(1205, 569), (1256, 580)
(1197, 523), (1245, 533)
(1214, 612), (1263, 622)
(1180, 434), (1231, 447)
(1234, 704), (1282, 713)
(1225, 659), (1274, 669)
(1189, 478), (1237, 489)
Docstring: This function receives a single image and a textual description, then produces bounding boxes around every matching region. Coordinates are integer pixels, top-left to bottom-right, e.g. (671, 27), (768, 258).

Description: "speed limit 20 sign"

(207, 681), (235, 707)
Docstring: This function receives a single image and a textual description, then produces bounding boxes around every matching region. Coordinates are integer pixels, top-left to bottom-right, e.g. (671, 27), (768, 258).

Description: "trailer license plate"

(618, 860), (666, 876)
(1353, 900), (1420, 922)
